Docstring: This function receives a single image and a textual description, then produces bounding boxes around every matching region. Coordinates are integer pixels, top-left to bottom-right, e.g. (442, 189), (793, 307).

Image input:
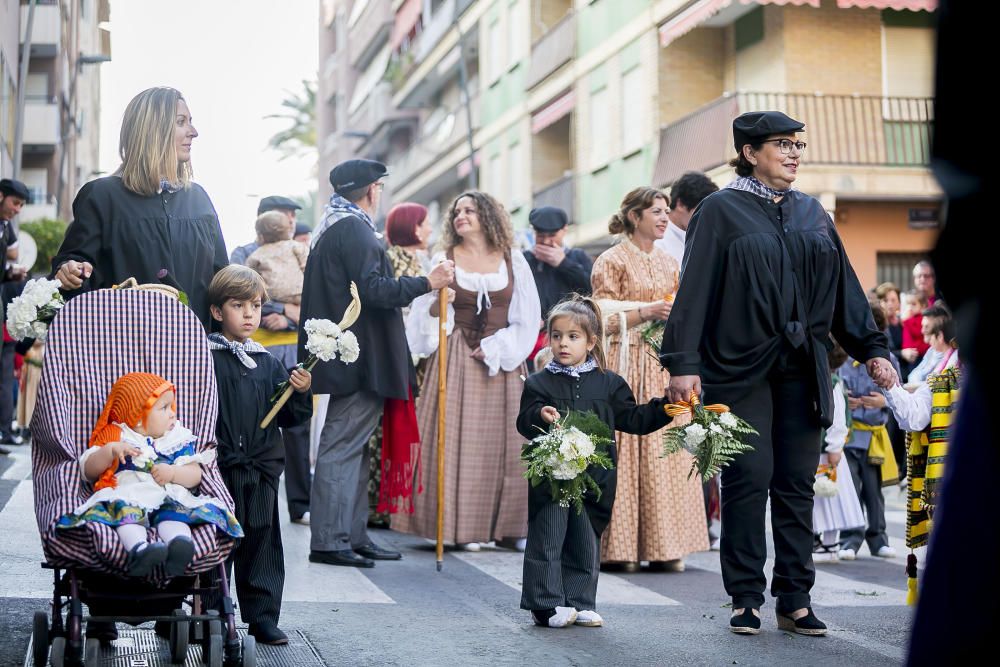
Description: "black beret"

(294, 223), (312, 236)
(257, 195), (302, 215)
(328, 159), (388, 194)
(733, 111), (804, 153)
(0, 178), (30, 201)
(528, 206), (569, 232)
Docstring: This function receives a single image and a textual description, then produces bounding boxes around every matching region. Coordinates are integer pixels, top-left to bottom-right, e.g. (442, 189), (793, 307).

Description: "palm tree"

(265, 79), (317, 161)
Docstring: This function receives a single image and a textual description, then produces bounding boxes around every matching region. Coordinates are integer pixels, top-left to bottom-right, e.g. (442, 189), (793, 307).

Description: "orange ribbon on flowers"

(816, 463), (838, 482)
(664, 391), (730, 417)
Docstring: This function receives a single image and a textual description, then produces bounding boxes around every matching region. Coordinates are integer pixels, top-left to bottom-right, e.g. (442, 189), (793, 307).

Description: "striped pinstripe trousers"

(520, 499), (601, 611)
(222, 467), (285, 625)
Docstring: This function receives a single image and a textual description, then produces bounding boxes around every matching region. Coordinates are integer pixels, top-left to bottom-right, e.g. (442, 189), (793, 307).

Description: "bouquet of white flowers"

(5, 278), (65, 341)
(522, 411), (614, 513)
(260, 282), (362, 428)
(662, 392), (757, 482)
(813, 463), (839, 498)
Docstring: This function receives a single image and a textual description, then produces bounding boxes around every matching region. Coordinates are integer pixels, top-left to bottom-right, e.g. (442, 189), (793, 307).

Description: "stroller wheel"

(241, 634), (257, 667)
(169, 610), (189, 664)
(49, 636), (66, 667)
(202, 619), (222, 667)
(32, 611), (49, 667)
(84, 638), (100, 667)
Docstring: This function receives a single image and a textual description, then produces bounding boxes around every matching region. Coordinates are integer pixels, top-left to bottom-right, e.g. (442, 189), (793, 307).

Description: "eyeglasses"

(761, 139), (807, 154)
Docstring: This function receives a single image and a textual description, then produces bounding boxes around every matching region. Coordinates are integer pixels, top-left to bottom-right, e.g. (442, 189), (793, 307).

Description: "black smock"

(51, 176), (228, 330)
(516, 368), (671, 534)
(211, 349), (312, 485)
(660, 188), (890, 427)
(299, 216), (430, 399)
(523, 248), (593, 321)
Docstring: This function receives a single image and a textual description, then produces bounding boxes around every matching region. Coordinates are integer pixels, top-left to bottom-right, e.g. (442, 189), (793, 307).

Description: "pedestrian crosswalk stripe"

(452, 550), (682, 606)
(0, 481), (54, 599)
(684, 551), (907, 607)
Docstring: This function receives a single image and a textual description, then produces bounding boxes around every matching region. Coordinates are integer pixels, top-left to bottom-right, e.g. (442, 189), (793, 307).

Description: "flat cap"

(0, 178), (30, 201)
(257, 195), (302, 215)
(528, 206), (569, 232)
(733, 111), (804, 152)
(328, 159), (388, 194)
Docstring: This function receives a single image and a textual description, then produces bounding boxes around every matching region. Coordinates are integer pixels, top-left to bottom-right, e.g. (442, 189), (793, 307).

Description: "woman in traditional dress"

(591, 186), (708, 572)
(395, 191), (539, 551)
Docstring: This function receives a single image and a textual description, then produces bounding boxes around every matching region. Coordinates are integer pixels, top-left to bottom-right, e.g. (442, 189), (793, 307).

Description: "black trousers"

(521, 497), (600, 611)
(0, 340), (15, 440)
(282, 421), (311, 519)
(222, 467), (285, 626)
(713, 373), (821, 612)
(839, 448), (889, 554)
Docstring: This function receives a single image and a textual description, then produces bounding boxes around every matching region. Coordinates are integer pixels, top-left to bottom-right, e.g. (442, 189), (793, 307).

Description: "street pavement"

(0, 444), (915, 666)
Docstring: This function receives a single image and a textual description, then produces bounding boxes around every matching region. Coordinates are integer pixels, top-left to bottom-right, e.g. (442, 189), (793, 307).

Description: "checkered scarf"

(544, 356), (598, 378)
(207, 333), (267, 369)
(724, 176), (791, 200)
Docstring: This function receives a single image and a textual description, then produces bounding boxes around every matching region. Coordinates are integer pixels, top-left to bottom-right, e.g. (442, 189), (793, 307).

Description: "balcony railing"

(652, 92), (934, 187)
(532, 174), (575, 222)
(20, 3), (61, 52)
(23, 101), (60, 146)
(526, 11), (575, 89)
(349, 0), (393, 68)
(415, 0), (456, 64)
(391, 94), (480, 191)
(347, 81), (417, 141)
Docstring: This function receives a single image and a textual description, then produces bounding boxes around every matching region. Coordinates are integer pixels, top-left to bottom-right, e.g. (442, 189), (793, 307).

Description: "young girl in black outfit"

(517, 296), (671, 628)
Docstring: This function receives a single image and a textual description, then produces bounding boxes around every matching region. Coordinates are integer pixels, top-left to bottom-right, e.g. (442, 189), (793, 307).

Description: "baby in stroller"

(57, 372), (243, 577)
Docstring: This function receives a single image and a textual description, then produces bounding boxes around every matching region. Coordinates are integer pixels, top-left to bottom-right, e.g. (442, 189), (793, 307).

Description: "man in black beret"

(524, 206), (592, 333)
(301, 158), (454, 568)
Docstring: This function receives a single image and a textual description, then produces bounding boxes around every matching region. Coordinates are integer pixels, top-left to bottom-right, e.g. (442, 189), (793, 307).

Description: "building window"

(589, 86), (610, 167)
(488, 19), (504, 83)
(509, 141), (523, 207)
(735, 6), (764, 51)
(489, 152), (504, 201)
(621, 66), (643, 154)
(876, 251), (929, 291)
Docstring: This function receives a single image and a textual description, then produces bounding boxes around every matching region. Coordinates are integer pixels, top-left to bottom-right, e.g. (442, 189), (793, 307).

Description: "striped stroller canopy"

(31, 289), (235, 574)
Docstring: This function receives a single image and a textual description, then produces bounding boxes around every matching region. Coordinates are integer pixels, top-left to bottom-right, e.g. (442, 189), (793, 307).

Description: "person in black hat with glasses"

(660, 111), (897, 637)
(301, 158), (454, 568)
(0, 178), (29, 281)
(524, 206), (592, 334)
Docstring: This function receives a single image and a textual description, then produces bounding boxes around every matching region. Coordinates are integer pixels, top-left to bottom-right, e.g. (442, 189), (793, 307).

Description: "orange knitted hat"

(89, 372), (176, 490)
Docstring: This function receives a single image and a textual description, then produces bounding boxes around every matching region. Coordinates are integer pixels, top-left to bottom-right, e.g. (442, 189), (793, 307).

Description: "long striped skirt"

(393, 334), (528, 544)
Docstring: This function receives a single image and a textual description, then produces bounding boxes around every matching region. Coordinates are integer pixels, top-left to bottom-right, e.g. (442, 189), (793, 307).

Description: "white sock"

(156, 520), (192, 544)
(822, 530), (839, 547)
(117, 523), (148, 551)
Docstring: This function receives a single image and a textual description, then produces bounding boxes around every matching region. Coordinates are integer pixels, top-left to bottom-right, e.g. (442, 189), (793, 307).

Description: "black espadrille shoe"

(776, 608), (827, 636)
(729, 608), (761, 635)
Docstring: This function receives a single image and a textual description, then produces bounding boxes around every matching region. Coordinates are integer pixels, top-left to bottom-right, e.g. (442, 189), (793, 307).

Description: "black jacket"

(51, 176), (228, 330)
(517, 368), (671, 534)
(212, 349), (312, 485)
(660, 188), (889, 427)
(299, 215), (430, 398)
(523, 248), (593, 321)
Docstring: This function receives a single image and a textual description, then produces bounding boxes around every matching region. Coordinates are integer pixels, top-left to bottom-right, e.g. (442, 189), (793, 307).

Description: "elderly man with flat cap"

(660, 111), (896, 637)
(524, 206), (592, 354)
(300, 159), (454, 567)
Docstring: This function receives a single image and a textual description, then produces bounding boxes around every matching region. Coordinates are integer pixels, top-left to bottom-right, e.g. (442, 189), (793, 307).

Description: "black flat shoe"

(87, 620), (119, 647)
(164, 536), (195, 578)
(354, 543), (402, 560)
(127, 542), (167, 577)
(776, 608), (827, 636)
(309, 549), (375, 568)
(248, 622), (288, 645)
(729, 608), (761, 635)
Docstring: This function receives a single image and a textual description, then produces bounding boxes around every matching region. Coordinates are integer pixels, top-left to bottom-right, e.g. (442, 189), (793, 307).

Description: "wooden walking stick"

(436, 288), (448, 572)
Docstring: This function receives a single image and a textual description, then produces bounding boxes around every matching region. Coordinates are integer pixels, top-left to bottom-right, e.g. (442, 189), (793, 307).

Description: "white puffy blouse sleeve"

(479, 251), (541, 376)
(884, 383), (932, 433)
(823, 386), (849, 453)
(405, 251), (455, 357)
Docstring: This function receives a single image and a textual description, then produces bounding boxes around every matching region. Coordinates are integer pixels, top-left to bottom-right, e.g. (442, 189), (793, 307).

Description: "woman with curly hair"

(395, 192), (540, 551)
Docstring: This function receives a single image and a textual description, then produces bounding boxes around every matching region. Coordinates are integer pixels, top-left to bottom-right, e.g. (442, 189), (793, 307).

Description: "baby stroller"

(29, 289), (255, 666)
